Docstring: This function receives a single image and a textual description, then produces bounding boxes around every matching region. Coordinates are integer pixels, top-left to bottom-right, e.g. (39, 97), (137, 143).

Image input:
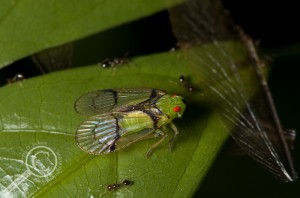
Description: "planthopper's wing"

(76, 114), (119, 155)
(168, 0), (297, 182)
(76, 112), (157, 155)
(74, 88), (166, 116)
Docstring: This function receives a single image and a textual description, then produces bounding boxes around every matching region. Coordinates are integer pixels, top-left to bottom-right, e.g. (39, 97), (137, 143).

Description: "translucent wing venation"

(74, 90), (117, 115)
(76, 110), (167, 155)
(76, 114), (120, 155)
(168, 0), (297, 181)
(168, 0), (238, 47)
(32, 43), (73, 73)
(74, 89), (166, 116)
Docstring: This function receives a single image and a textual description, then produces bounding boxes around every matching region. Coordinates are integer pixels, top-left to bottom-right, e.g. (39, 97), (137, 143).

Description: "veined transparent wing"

(74, 88), (166, 116)
(168, 0), (297, 181)
(76, 110), (166, 155)
(32, 43), (73, 73)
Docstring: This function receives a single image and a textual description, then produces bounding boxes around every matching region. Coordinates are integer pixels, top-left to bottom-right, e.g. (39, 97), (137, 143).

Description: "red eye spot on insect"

(173, 106), (181, 112)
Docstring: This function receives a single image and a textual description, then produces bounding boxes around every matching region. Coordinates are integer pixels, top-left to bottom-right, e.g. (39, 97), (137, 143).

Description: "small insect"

(179, 75), (195, 92)
(170, 45), (180, 52)
(74, 89), (186, 156)
(6, 73), (25, 84)
(99, 57), (128, 68)
(106, 179), (134, 191)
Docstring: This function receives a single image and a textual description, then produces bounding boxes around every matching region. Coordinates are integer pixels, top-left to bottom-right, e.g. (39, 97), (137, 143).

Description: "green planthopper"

(74, 88), (186, 156)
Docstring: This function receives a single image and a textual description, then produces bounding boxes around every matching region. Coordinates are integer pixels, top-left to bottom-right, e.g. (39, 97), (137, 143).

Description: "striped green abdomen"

(117, 110), (167, 136)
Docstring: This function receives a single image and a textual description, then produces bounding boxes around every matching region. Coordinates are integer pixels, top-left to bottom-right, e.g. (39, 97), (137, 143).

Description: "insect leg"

(146, 129), (168, 157)
(168, 122), (179, 151)
(114, 128), (157, 151)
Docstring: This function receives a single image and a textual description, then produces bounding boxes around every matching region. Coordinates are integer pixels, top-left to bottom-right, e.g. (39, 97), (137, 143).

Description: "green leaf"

(0, 41), (251, 197)
(0, 0), (182, 68)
